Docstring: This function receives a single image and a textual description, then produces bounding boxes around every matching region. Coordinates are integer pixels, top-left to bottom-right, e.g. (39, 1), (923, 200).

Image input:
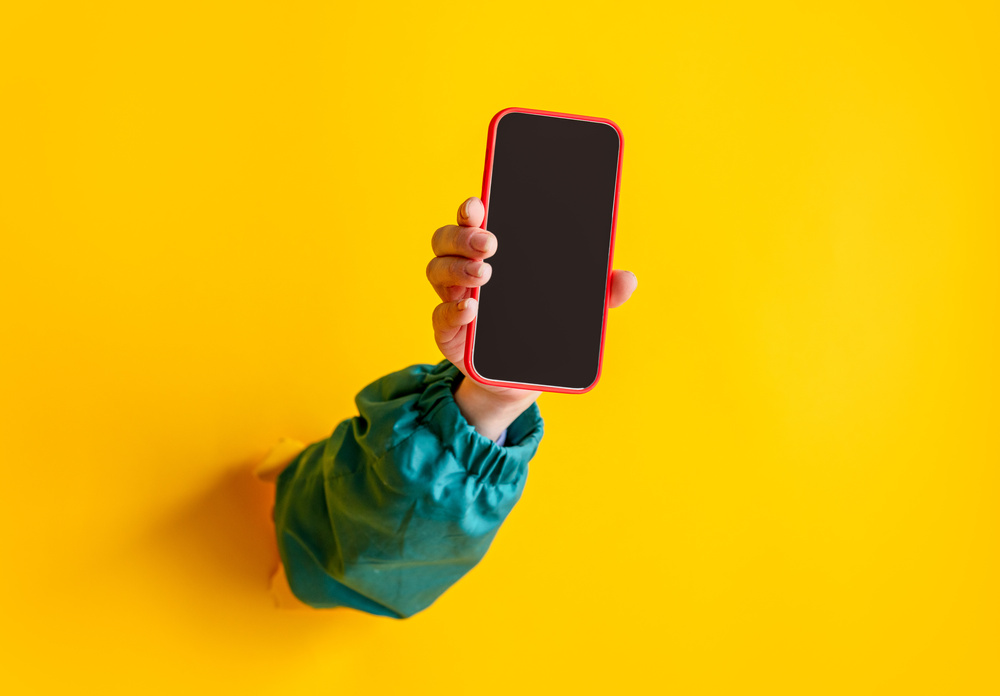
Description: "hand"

(427, 196), (638, 438)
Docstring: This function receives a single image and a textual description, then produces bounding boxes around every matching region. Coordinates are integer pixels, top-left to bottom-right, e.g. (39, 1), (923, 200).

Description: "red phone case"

(463, 107), (624, 394)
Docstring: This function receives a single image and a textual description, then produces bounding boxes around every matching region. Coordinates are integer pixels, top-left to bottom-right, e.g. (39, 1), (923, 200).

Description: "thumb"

(609, 269), (638, 308)
(458, 197), (486, 228)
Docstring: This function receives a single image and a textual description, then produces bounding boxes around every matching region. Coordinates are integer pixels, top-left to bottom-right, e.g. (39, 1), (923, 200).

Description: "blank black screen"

(472, 112), (621, 390)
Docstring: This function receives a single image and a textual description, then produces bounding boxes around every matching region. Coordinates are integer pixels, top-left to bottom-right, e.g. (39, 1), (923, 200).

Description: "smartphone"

(464, 107), (623, 394)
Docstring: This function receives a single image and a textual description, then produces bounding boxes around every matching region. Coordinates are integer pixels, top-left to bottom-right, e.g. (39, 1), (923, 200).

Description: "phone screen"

(470, 110), (622, 392)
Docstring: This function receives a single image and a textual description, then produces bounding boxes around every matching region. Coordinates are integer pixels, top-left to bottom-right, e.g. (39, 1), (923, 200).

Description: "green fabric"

(272, 359), (544, 618)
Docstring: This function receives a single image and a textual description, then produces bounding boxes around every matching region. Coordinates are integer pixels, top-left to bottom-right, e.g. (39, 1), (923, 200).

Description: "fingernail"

(457, 299), (468, 310)
(461, 198), (472, 219)
(466, 261), (484, 278)
(471, 233), (490, 252)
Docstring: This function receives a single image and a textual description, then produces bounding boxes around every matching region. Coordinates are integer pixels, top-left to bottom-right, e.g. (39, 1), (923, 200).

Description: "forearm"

(453, 376), (538, 442)
(273, 360), (544, 618)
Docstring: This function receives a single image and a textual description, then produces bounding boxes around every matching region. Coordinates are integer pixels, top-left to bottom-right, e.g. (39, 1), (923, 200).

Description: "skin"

(427, 196), (639, 441)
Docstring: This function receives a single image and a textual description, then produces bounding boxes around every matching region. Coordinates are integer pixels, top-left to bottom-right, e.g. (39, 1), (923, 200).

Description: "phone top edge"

(489, 107), (624, 163)
(490, 106), (622, 130)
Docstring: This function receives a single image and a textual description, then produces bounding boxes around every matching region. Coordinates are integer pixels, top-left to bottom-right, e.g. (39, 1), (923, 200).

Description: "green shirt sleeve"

(272, 358), (544, 618)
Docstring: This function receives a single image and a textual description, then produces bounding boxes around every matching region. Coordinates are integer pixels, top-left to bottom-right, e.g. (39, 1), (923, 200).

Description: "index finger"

(457, 197), (486, 228)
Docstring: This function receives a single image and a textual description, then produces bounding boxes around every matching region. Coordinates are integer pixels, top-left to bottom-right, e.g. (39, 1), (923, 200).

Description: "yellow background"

(1, 1), (998, 693)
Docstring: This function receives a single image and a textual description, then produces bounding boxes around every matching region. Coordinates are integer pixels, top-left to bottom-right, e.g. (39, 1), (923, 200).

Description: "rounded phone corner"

(462, 342), (489, 388)
(572, 365), (603, 395)
(600, 117), (624, 149)
(488, 107), (522, 132)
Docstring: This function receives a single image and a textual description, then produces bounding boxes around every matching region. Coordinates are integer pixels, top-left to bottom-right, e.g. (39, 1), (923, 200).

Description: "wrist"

(452, 375), (538, 442)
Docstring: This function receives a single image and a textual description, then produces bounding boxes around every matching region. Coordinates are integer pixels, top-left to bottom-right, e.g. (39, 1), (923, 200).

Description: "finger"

(432, 297), (478, 343)
(431, 224), (497, 260)
(430, 283), (468, 304)
(609, 270), (638, 308)
(426, 256), (493, 293)
(457, 197), (486, 228)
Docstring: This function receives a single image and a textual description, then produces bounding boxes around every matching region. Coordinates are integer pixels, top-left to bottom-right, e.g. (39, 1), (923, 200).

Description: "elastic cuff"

(415, 360), (543, 468)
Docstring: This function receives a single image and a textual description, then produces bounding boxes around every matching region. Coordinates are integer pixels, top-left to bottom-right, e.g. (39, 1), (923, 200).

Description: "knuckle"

(431, 225), (448, 252)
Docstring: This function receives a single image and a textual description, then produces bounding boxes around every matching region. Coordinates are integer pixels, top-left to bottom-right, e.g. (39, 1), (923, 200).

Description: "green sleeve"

(272, 358), (544, 618)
